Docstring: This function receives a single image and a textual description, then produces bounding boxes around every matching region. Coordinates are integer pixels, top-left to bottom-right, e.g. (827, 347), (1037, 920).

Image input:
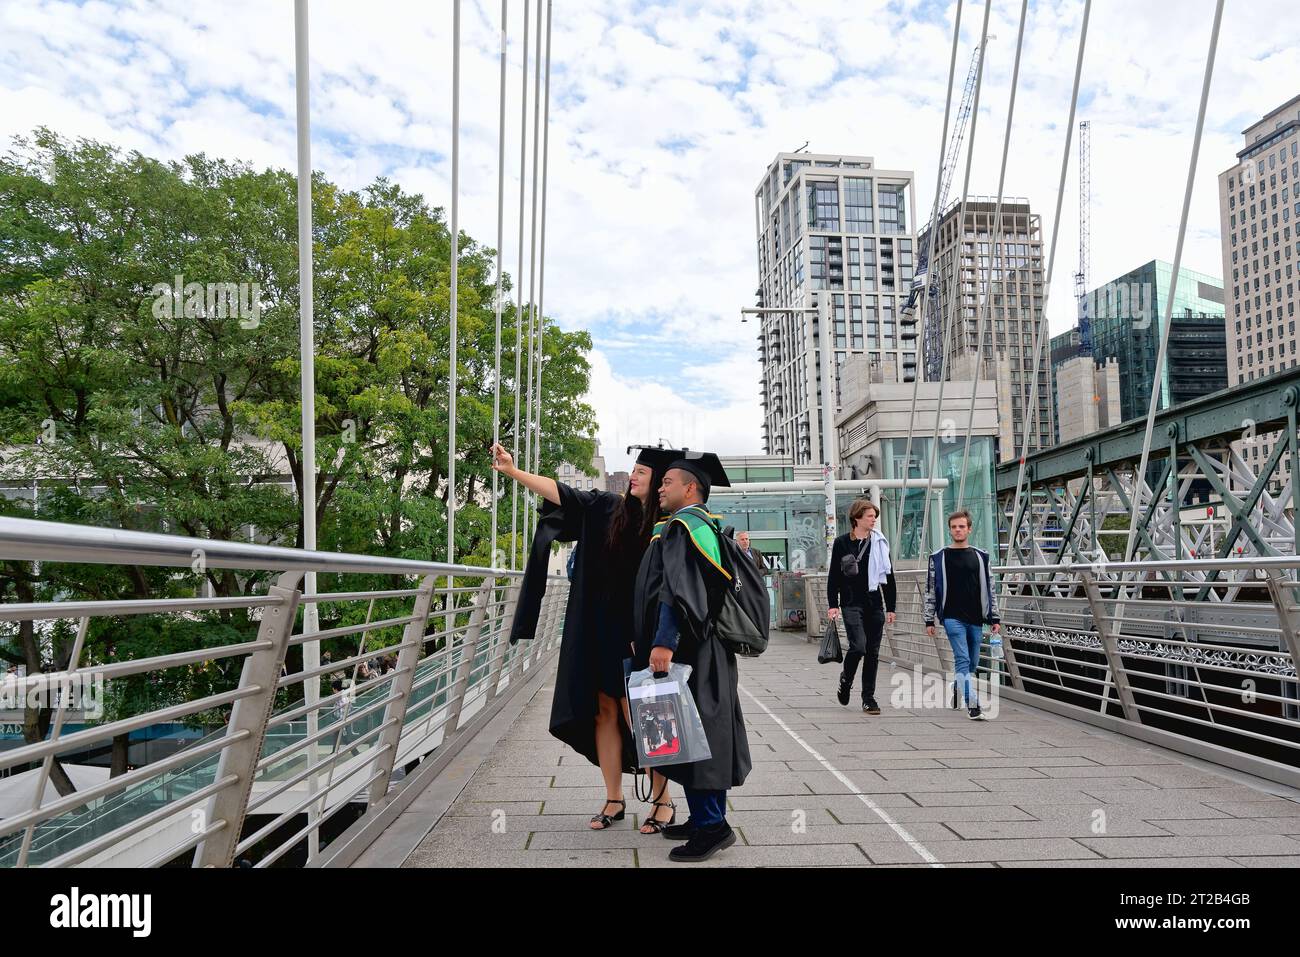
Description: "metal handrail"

(0, 516), (563, 868)
(800, 558), (1300, 788)
(0, 516), (509, 577)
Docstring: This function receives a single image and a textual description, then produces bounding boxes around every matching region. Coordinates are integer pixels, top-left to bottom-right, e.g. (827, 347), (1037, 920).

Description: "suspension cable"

(522, 0), (543, 540)
(1004, 0), (1092, 576)
(1122, 0), (1224, 563)
(490, 0), (508, 567)
(447, 0), (461, 565)
(915, 0), (994, 562)
(957, 0), (1029, 508)
(510, 0), (530, 568)
(892, 0), (964, 550)
(530, 0), (554, 536)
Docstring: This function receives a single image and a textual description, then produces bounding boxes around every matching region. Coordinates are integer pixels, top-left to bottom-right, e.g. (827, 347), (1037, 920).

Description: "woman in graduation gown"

(491, 443), (678, 833)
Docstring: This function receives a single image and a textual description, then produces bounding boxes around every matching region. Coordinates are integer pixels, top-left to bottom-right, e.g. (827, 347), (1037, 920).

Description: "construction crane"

(1074, 120), (1093, 356)
(900, 36), (993, 375)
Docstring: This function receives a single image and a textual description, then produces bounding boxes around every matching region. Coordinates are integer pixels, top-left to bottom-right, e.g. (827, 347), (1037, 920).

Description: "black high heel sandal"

(640, 800), (677, 834)
(590, 798), (625, 829)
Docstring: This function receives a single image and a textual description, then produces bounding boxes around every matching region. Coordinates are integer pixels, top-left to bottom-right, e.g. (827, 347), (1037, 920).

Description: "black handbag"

(817, 619), (843, 664)
(839, 537), (869, 579)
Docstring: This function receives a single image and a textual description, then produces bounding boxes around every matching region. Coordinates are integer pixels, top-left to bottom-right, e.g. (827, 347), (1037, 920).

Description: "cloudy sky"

(3, 0), (1297, 470)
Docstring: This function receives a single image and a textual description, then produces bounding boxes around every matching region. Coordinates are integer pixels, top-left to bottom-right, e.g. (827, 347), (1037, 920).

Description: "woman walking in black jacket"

(826, 499), (897, 714)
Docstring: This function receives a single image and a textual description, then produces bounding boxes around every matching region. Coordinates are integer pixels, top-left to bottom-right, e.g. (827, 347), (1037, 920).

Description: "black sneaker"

(661, 820), (696, 842)
(968, 706), (986, 721)
(836, 677), (850, 707)
(863, 699), (881, 715)
(668, 822), (736, 862)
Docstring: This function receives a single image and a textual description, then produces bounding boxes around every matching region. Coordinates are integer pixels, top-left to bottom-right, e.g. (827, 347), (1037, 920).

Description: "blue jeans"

(942, 619), (984, 707)
(683, 788), (727, 828)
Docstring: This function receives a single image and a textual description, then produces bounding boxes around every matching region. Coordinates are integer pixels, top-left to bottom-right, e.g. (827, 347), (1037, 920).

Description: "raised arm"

(490, 443), (560, 505)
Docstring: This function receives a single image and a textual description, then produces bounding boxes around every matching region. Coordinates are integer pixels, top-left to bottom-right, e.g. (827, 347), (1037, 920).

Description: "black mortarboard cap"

(665, 450), (730, 501)
(629, 444), (680, 473)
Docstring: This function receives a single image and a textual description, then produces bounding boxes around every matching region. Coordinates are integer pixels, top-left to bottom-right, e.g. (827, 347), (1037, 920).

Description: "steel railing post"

(444, 578), (495, 735)
(991, 573), (1026, 692)
(1265, 568), (1300, 668)
(487, 580), (521, 700)
(1080, 569), (1139, 721)
(193, 571), (303, 868)
(365, 574), (438, 807)
(527, 578), (556, 670)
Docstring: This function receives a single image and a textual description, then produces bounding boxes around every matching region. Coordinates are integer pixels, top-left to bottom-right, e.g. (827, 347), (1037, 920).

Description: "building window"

(878, 183), (908, 234)
(844, 177), (873, 233)
(808, 181), (840, 231)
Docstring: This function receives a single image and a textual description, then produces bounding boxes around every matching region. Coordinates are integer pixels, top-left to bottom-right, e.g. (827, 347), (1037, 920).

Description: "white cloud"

(2, 0), (1297, 473)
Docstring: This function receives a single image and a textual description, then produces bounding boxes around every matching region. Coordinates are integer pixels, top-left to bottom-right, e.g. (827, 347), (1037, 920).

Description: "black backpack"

(713, 527), (771, 657)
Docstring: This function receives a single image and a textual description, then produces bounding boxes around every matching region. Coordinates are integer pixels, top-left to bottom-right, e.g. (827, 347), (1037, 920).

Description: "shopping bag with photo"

(625, 662), (712, 768)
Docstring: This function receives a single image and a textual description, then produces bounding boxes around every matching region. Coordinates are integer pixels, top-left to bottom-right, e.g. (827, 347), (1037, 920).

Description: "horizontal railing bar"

(1014, 672), (1109, 701)
(0, 595), (286, 621)
(299, 589), (423, 603)
(1130, 699), (1300, 748)
(1129, 686), (1300, 731)
(0, 731), (250, 841)
(0, 686), (255, 772)
(37, 774), (240, 869)
(280, 647), (415, 690)
(247, 717), (399, 813)
(0, 516), (520, 578)
(255, 695), (400, 774)
(237, 743), (392, 856)
(253, 769), (386, 869)
(267, 667), (413, 728)
(1098, 617), (1286, 639)
(137, 819), (228, 869)
(1008, 658), (1111, 683)
(286, 614), (419, 647)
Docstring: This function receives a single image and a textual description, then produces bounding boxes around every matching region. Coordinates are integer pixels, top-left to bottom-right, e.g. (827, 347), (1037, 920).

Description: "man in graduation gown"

(631, 450), (752, 862)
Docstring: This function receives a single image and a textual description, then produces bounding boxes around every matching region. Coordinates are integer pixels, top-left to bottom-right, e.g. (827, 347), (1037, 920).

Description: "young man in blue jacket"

(924, 508), (1000, 720)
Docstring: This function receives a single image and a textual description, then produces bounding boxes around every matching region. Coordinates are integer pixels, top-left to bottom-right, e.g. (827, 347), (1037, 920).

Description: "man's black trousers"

(840, 602), (886, 703)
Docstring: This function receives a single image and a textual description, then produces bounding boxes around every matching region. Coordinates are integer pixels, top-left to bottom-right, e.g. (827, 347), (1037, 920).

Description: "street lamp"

(741, 293), (838, 561)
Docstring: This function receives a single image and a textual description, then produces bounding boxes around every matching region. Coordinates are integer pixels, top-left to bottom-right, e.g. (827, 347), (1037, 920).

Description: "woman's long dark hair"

(606, 469), (662, 570)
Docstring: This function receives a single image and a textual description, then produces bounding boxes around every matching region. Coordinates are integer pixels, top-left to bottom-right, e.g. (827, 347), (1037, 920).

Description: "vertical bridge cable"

(957, 0), (1029, 508)
(1122, 0), (1225, 564)
(915, 0), (994, 563)
(1004, 0), (1091, 575)
(893, 0), (965, 551)
(491, 0), (508, 567)
(530, 0), (553, 535)
(291, 0), (322, 861)
(447, 0), (461, 566)
(510, 0), (531, 568)
(523, 0), (543, 543)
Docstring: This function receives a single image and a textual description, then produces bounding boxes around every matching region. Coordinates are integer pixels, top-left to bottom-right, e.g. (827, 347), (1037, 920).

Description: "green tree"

(0, 129), (595, 791)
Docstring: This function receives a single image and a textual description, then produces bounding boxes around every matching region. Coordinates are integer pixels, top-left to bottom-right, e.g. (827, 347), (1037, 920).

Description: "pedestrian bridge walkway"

(377, 632), (1300, 869)
(2, 517), (1299, 868)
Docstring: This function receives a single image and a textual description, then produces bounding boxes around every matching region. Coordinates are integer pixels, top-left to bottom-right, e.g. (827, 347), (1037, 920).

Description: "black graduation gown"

(632, 516), (752, 791)
(509, 482), (638, 773)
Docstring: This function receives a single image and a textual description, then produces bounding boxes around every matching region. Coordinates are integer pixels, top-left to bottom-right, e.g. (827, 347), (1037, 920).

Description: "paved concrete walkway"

(401, 631), (1300, 868)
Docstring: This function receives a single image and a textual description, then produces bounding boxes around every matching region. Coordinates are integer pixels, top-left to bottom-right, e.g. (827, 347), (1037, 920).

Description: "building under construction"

(918, 197), (1052, 464)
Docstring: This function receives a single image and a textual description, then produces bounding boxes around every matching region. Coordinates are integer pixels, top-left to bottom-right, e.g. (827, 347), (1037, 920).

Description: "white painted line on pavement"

(738, 682), (943, 867)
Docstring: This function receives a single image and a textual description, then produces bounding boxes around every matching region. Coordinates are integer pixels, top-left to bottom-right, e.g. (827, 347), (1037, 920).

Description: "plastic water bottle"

(990, 635), (1004, 660)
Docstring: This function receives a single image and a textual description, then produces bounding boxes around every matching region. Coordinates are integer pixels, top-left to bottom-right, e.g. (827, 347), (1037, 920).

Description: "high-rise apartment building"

(919, 198), (1051, 463)
(753, 152), (918, 464)
(1218, 94), (1300, 490)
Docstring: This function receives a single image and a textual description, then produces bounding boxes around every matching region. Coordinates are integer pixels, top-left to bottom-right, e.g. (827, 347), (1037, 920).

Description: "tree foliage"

(0, 129), (595, 773)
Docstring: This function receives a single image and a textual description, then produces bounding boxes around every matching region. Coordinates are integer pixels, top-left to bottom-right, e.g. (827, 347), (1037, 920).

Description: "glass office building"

(1087, 260), (1227, 423)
